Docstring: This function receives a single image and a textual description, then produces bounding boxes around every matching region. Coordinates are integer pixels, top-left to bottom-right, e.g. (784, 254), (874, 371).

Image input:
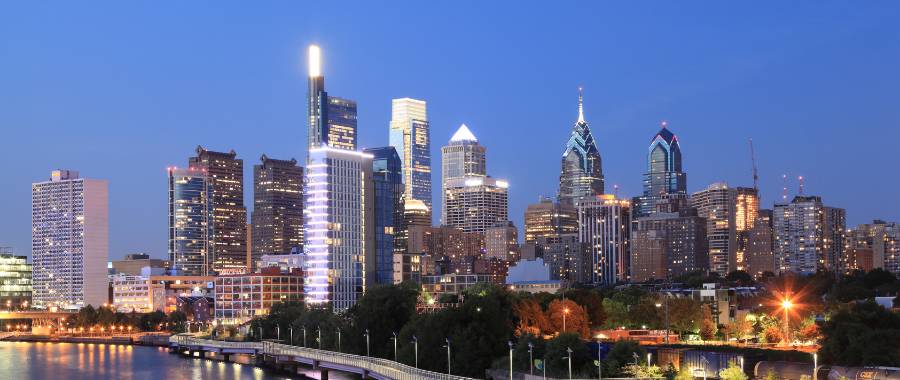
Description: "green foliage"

(604, 339), (647, 377)
(719, 362), (748, 380)
(601, 298), (630, 329)
(819, 300), (900, 366)
(544, 332), (591, 378)
(674, 366), (695, 380)
(622, 363), (666, 378)
(765, 368), (777, 380)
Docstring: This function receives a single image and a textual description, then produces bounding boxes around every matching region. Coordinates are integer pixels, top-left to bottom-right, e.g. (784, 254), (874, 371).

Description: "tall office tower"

(364, 147), (403, 285)
(303, 147), (374, 312)
(845, 220), (900, 274)
(393, 199), (431, 284)
(441, 124), (486, 221)
(485, 222), (519, 261)
(558, 89), (604, 206)
(690, 183), (760, 276)
(577, 195), (631, 285)
(189, 146), (248, 274)
(635, 121), (687, 218)
(389, 98), (432, 209)
(252, 156), (304, 262)
(443, 176), (509, 233)
(745, 209), (775, 278)
(824, 207), (846, 273)
(168, 167), (214, 276)
(307, 45), (357, 152)
(0, 248), (32, 309)
(538, 234), (592, 285)
(523, 197), (579, 244)
(773, 195), (844, 275)
(406, 225), (483, 275)
(630, 210), (707, 282)
(32, 170), (108, 309)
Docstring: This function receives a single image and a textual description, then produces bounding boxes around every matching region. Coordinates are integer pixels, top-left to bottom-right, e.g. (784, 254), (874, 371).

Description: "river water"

(0, 341), (354, 380)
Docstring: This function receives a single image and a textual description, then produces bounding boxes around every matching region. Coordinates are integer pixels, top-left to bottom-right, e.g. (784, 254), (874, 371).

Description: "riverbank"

(3, 333), (172, 346)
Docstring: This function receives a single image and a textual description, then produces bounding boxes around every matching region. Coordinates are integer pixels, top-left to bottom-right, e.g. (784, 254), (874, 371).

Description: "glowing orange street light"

(563, 308), (570, 332)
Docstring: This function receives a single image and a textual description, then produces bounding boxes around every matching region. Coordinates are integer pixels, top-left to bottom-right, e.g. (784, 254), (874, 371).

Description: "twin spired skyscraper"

(558, 89), (604, 205)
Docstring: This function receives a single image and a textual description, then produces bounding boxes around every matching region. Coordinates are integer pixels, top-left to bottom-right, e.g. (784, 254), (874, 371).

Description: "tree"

(604, 340), (646, 377)
(168, 310), (187, 333)
(513, 298), (548, 336)
(819, 300), (900, 366)
(726, 270), (754, 286)
(347, 282), (419, 357)
(544, 332), (591, 378)
(547, 299), (590, 338)
(667, 298), (702, 336)
(719, 362), (748, 380)
(763, 325), (783, 344)
(139, 310), (166, 331)
(622, 363), (665, 378)
(699, 304), (717, 340)
(601, 298), (631, 329)
(563, 288), (606, 328)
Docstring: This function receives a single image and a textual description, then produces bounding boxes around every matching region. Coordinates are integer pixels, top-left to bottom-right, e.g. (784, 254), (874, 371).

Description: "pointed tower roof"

(577, 86), (585, 124)
(653, 120), (677, 144)
(450, 123), (478, 142)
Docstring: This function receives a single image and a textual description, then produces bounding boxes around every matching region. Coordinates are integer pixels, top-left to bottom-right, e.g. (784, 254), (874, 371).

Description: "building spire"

(577, 86), (585, 124)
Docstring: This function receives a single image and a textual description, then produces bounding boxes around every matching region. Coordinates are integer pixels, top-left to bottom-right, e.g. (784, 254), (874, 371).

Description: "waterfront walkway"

(169, 335), (477, 380)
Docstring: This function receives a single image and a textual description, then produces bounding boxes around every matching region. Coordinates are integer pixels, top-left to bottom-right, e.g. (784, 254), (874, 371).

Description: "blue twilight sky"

(2, 2), (900, 260)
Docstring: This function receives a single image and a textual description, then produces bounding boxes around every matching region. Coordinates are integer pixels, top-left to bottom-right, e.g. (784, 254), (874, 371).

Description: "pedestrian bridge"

(170, 335), (476, 380)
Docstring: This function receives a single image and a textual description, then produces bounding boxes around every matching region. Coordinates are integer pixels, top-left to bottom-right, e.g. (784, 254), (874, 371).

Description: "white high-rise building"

(773, 195), (844, 275)
(577, 195), (631, 285)
(441, 124), (486, 223)
(303, 147), (374, 313)
(443, 176), (509, 233)
(32, 170), (108, 309)
(389, 98), (432, 210)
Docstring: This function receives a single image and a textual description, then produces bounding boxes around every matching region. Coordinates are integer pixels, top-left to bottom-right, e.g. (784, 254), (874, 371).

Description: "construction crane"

(749, 138), (759, 191)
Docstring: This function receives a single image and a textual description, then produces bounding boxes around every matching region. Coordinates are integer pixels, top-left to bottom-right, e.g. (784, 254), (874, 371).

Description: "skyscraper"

(303, 147), (374, 312)
(441, 124), (487, 222)
(364, 147), (403, 285)
(443, 176), (509, 233)
(32, 170), (108, 309)
(485, 222), (519, 261)
(523, 197), (579, 244)
(189, 146), (248, 274)
(307, 45), (358, 152)
(690, 184), (759, 275)
(845, 220), (900, 275)
(773, 195), (844, 275)
(252, 155), (304, 260)
(745, 209), (775, 277)
(559, 89), (604, 205)
(635, 121), (687, 218)
(168, 167), (214, 276)
(389, 98), (432, 209)
(577, 195), (630, 285)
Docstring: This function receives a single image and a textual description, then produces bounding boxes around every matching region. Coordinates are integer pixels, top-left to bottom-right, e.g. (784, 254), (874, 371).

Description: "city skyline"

(3, 2), (900, 260)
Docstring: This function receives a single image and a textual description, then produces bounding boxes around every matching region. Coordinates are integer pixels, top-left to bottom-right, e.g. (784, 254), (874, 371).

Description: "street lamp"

(317, 327), (322, 349)
(528, 342), (534, 376)
(276, 325), (280, 341)
(782, 298), (793, 346)
(412, 335), (419, 369)
(391, 331), (398, 362)
(289, 327), (294, 345)
(508, 341), (514, 380)
(364, 329), (370, 357)
(566, 347), (573, 379)
(336, 327), (342, 352)
(303, 326), (307, 347)
(813, 353), (818, 380)
(563, 308), (570, 333)
(445, 338), (453, 375)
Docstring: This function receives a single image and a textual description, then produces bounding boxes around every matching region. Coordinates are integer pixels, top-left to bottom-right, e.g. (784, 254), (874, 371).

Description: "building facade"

(364, 147), (403, 285)
(845, 220), (900, 274)
(630, 210), (707, 282)
(441, 124), (486, 222)
(484, 222), (519, 261)
(303, 147), (374, 312)
(0, 249), (32, 310)
(189, 147), (248, 274)
(252, 155), (304, 261)
(773, 195), (844, 275)
(168, 167), (214, 276)
(214, 268), (304, 325)
(559, 89), (604, 205)
(578, 195), (631, 285)
(538, 234), (592, 285)
(523, 197), (578, 244)
(745, 209), (775, 277)
(32, 170), (108, 309)
(389, 98), (432, 209)
(443, 176), (509, 233)
(111, 253), (168, 276)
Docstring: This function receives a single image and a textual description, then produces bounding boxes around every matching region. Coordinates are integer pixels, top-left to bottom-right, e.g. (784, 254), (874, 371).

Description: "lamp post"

(597, 339), (602, 380)
(507, 341), (514, 380)
(364, 329), (370, 357)
(528, 342), (534, 376)
(289, 327), (294, 345)
(276, 325), (280, 341)
(412, 335), (418, 369)
(336, 327), (342, 352)
(258, 326), (262, 340)
(317, 327), (322, 349)
(446, 338), (453, 375)
(303, 326), (307, 347)
(563, 308), (570, 333)
(566, 347), (573, 379)
(782, 298), (793, 346)
(392, 331), (398, 362)
(813, 353), (818, 380)
(656, 294), (670, 345)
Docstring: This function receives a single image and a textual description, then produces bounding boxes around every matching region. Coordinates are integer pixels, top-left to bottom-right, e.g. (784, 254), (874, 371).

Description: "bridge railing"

(169, 335), (474, 380)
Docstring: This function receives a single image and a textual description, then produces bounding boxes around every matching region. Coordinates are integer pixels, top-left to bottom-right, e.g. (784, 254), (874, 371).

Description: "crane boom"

(749, 138), (759, 191)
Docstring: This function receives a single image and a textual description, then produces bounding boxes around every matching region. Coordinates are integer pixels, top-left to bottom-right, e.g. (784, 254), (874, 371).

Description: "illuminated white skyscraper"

(32, 170), (108, 309)
(389, 98), (432, 210)
(303, 147), (374, 313)
(307, 45), (357, 153)
(443, 176), (509, 233)
(441, 124), (486, 223)
(577, 195), (630, 285)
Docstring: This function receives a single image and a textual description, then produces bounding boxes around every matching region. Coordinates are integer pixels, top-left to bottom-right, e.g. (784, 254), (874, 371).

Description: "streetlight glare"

(782, 299), (793, 309)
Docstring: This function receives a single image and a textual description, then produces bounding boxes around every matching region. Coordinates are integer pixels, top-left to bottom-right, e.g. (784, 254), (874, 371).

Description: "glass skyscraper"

(559, 89), (604, 205)
(307, 45), (358, 152)
(189, 146), (247, 274)
(441, 124), (486, 222)
(389, 98), (432, 210)
(635, 121), (687, 218)
(364, 147), (403, 285)
(168, 167), (214, 276)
